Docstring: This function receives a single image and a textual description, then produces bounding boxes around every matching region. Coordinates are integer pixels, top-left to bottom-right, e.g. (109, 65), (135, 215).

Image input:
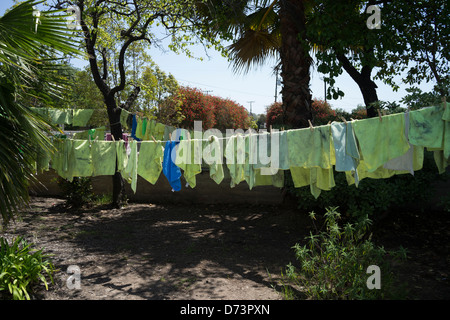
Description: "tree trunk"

(105, 95), (126, 208)
(336, 53), (378, 118)
(279, 0), (313, 129)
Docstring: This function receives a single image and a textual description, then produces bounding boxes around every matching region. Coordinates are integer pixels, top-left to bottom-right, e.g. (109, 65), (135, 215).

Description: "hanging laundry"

(130, 115), (141, 141)
(115, 140), (128, 174)
(289, 166), (335, 199)
(135, 117), (144, 140)
(383, 111), (415, 175)
(123, 140), (138, 193)
(48, 108), (73, 125)
(91, 140), (116, 177)
(72, 109), (94, 127)
(72, 127), (106, 141)
(67, 139), (94, 181)
(50, 138), (72, 180)
(203, 135), (224, 185)
(331, 121), (360, 185)
(353, 113), (410, 173)
(176, 139), (202, 188)
(287, 124), (335, 170)
(225, 134), (246, 187)
(154, 122), (166, 141)
(120, 108), (131, 129)
(137, 141), (164, 185)
(162, 140), (182, 191)
(254, 131), (290, 172)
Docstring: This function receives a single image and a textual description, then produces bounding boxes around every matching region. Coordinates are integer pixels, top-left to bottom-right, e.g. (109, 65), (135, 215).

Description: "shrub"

(265, 102), (284, 129)
(57, 177), (94, 209)
(311, 99), (337, 125)
(0, 237), (55, 300)
(283, 207), (407, 300)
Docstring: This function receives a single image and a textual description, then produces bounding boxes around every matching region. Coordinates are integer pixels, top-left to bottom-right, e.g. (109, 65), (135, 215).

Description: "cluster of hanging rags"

(33, 102), (449, 199)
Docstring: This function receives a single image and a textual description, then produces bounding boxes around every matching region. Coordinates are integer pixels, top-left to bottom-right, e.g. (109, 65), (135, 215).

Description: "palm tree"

(0, 0), (80, 227)
(226, 0), (314, 129)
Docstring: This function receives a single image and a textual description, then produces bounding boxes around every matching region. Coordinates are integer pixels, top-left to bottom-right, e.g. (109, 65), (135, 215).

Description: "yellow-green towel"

(203, 136), (224, 184)
(289, 166), (335, 199)
(286, 125), (335, 170)
(124, 140), (138, 193)
(225, 134), (246, 187)
(353, 113), (410, 173)
(154, 122), (166, 141)
(92, 141), (116, 176)
(115, 140), (128, 173)
(67, 139), (93, 180)
(73, 109), (94, 127)
(175, 140), (202, 188)
(409, 105), (444, 149)
(137, 141), (164, 185)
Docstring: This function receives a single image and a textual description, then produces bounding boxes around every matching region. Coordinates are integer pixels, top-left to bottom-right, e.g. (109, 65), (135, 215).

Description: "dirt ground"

(1, 196), (450, 300)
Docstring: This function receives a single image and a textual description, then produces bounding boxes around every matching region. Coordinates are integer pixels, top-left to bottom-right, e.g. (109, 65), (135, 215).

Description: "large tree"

(50, 0), (224, 207)
(209, 0), (314, 128)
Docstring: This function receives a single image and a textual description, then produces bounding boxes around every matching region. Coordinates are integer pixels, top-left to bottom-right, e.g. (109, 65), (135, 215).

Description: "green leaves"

(0, 237), (55, 300)
(284, 207), (407, 300)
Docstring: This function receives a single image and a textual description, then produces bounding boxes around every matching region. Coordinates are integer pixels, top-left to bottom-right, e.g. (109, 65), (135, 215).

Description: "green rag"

(225, 134), (246, 187)
(67, 139), (93, 180)
(73, 109), (94, 127)
(203, 136), (224, 185)
(115, 140), (129, 173)
(92, 141), (116, 176)
(353, 113), (410, 173)
(175, 139), (202, 188)
(124, 140), (138, 193)
(287, 125), (335, 170)
(137, 141), (164, 185)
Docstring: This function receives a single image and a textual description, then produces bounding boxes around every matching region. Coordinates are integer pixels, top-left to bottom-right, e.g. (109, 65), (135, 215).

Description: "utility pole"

(247, 101), (255, 116)
(274, 66), (280, 103)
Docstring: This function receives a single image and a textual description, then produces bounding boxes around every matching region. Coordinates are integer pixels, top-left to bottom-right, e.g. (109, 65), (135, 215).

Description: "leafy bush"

(311, 99), (337, 125)
(0, 237), (55, 300)
(265, 102), (284, 129)
(57, 177), (94, 209)
(283, 207), (407, 300)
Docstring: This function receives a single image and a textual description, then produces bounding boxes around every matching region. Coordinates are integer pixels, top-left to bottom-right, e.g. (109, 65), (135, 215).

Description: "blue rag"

(163, 140), (182, 191)
(130, 115), (141, 141)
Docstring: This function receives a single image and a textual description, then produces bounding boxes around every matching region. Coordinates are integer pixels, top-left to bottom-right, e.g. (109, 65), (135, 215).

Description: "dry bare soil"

(2, 197), (450, 300)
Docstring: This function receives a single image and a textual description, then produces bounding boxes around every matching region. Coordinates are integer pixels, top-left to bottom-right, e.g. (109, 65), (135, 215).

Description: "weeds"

(282, 207), (407, 300)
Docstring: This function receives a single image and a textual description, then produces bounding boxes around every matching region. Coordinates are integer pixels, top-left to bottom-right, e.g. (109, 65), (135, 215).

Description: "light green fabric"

(72, 127), (106, 141)
(115, 140), (128, 173)
(225, 134), (246, 187)
(48, 109), (73, 125)
(120, 108), (130, 129)
(92, 141), (116, 176)
(254, 169), (285, 188)
(137, 141), (164, 185)
(175, 140), (202, 188)
(203, 136), (224, 185)
(287, 125), (335, 170)
(135, 117), (144, 140)
(289, 166), (335, 199)
(67, 139), (93, 180)
(124, 140), (138, 193)
(331, 121), (360, 185)
(353, 113), (410, 173)
(255, 131), (290, 171)
(154, 122), (166, 141)
(143, 119), (155, 141)
(409, 105), (445, 149)
(73, 109), (94, 127)
(51, 138), (72, 180)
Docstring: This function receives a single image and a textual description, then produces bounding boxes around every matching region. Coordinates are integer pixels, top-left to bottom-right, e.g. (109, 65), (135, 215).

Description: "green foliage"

(283, 207), (407, 300)
(0, 1), (80, 227)
(0, 236), (55, 300)
(287, 151), (447, 221)
(57, 177), (94, 209)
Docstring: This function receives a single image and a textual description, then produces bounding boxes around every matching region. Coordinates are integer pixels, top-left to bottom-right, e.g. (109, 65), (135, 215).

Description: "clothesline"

(34, 101), (449, 198)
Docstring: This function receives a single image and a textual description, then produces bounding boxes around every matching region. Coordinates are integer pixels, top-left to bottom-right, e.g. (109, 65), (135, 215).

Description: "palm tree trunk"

(279, 0), (313, 129)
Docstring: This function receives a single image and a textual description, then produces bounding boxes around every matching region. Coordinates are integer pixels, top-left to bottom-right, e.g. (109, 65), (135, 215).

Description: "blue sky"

(0, 1), (435, 115)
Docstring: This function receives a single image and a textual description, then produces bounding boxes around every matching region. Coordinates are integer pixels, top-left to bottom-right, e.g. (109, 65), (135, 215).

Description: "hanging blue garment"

(130, 114), (141, 141)
(163, 140), (182, 191)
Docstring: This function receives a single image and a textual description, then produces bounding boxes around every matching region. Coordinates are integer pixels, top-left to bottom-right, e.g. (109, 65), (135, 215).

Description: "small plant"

(58, 176), (94, 209)
(0, 237), (55, 300)
(283, 207), (407, 300)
